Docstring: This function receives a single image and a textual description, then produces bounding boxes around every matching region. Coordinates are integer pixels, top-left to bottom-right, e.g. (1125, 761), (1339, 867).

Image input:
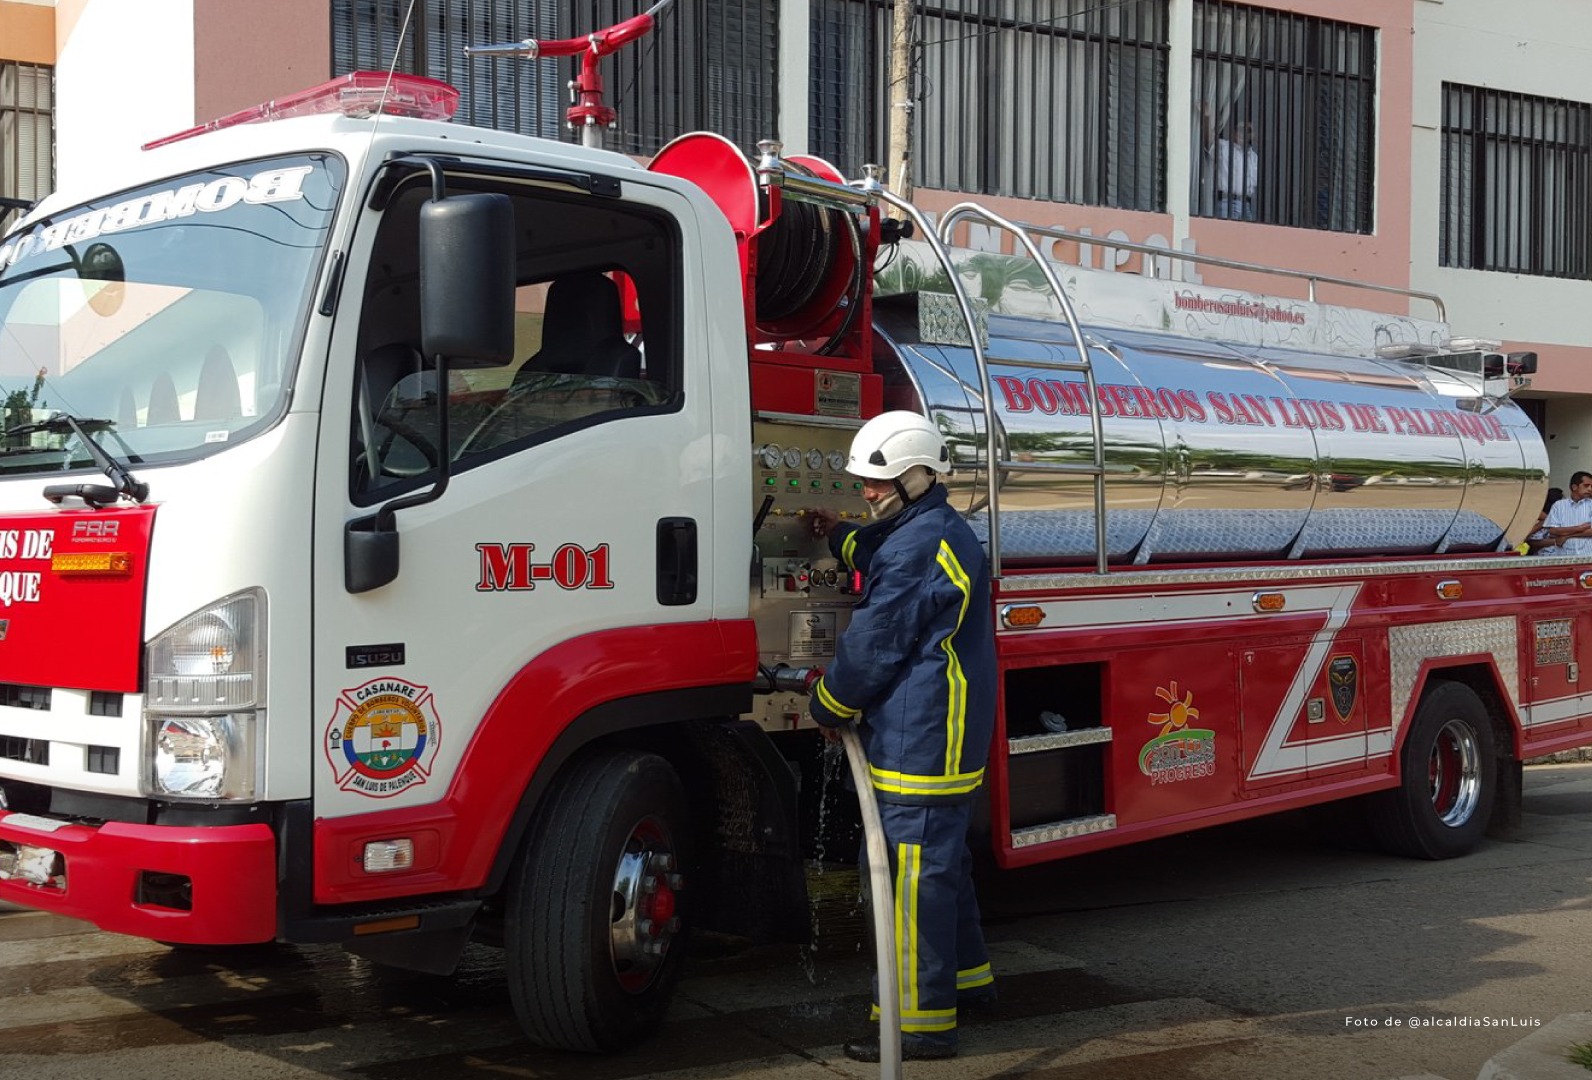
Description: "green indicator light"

(789, 479), (801, 487)
(853, 482), (863, 490)
(833, 481), (842, 489)
(764, 477), (776, 486)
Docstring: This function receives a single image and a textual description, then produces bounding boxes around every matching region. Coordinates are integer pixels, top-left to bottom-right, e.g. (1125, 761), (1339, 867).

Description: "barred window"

(330, 1), (776, 157)
(811, 0), (1167, 211)
(1441, 84), (1592, 280)
(1190, 1), (1374, 233)
(0, 62), (52, 234)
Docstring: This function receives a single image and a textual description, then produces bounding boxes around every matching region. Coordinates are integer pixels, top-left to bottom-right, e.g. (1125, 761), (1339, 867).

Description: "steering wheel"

(457, 379), (647, 458)
(374, 415), (440, 479)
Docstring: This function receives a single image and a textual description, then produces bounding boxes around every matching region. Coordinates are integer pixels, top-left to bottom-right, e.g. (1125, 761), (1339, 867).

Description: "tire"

(1369, 681), (1496, 860)
(505, 750), (691, 1052)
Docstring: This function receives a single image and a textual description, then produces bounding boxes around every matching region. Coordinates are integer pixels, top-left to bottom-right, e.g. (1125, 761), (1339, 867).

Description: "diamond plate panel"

(918, 291), (988, 348)
(1388, 617), (1518, 729)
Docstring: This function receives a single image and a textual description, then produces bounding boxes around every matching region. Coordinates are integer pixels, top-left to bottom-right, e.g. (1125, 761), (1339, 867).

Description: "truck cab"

(0, 77), (779, 1051)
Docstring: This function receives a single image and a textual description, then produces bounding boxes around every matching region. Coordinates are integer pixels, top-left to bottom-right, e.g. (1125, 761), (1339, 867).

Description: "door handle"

(656, 517), (697, 605)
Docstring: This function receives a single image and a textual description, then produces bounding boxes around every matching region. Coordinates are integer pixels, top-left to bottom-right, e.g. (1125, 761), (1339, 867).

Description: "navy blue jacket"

(808, 483), (995, 804)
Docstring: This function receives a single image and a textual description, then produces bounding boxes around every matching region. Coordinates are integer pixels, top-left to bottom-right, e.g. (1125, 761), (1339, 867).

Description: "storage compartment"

(1004, 662), (1104, 738)
(1002, 663), (1110, 831)
(1007, 742), (1106, 829)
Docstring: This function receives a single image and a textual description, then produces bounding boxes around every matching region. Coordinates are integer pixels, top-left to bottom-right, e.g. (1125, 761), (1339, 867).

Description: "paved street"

(2, 764), (1590, 1079)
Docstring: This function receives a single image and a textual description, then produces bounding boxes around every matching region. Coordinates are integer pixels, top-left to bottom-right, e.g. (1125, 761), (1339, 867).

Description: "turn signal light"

(1435, 580), (1463, 600)
(1001, 605), (1046, 629)
(1253, 592), (1287, 613)
(362, 838), (415, 873)
(52, 551), (132, 575)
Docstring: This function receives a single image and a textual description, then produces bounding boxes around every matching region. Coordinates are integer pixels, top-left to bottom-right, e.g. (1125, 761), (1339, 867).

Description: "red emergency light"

(142, 72), (460, 150)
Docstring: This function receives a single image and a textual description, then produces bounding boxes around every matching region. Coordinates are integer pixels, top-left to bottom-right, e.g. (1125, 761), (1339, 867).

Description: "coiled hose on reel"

(754, 161), (863, 352)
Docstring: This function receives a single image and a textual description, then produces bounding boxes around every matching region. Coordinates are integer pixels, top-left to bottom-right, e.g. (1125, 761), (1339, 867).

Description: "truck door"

(307, 164), (731, 851)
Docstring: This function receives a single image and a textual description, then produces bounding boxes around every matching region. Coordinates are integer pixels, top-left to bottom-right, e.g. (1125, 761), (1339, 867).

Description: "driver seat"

(514, 272), (641, 388)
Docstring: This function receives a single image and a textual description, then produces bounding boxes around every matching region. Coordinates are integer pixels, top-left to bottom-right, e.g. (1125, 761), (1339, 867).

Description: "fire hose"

(755, 664), (902, 1077)
(838, 721), (904, 1080)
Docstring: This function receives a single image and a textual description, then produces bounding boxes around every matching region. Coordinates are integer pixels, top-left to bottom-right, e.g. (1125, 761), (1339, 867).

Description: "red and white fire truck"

(0, 62), (1580, 1053)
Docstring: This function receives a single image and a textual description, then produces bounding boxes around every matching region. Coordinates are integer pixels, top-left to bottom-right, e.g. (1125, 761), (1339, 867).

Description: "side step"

(1012, 814), (1117, 848)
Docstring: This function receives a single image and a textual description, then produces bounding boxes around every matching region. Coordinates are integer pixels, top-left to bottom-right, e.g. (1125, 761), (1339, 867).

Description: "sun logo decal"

(1148, 681), (1199, 737)
(1138, 681), (1217, 785)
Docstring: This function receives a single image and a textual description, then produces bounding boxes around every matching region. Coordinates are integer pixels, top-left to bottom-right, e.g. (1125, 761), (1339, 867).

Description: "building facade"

(10, 0), (1592, 476)
(0, 0), (55, 234)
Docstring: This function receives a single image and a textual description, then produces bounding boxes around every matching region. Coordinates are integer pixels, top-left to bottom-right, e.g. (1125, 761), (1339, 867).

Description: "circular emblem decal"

(324, 678), (441, 798)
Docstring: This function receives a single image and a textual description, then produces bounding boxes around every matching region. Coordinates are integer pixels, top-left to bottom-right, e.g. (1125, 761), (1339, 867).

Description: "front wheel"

(1368, 681), (1496, 859)
(505, 750), (691, 1052)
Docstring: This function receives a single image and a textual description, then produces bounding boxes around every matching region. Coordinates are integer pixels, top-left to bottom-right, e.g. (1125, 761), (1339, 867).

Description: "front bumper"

(0, 810), (277, 944)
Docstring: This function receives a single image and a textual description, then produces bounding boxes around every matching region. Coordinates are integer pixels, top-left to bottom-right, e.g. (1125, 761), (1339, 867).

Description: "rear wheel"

(505, 750), (690, 1052)
(1369, 681), (1496, 859)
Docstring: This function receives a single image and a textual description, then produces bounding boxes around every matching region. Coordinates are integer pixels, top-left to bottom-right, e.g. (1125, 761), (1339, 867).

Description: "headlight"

(153, 715), (256, 799)
(145, 589), (266, 800)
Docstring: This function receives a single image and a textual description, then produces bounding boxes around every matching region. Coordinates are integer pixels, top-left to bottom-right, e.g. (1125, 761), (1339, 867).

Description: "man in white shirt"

(1540, 472), (1592, 554)
(1201, 105), (1258, 221)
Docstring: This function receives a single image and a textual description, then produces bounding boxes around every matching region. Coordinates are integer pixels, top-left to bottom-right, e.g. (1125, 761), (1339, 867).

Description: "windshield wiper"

(4, 414), (151, 508)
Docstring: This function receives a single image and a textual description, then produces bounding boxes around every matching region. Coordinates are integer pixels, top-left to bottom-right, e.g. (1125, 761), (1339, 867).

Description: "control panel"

(747, 416), (866, 732)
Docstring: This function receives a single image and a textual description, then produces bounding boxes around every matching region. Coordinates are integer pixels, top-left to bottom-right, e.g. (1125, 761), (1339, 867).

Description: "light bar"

(143, 72), (460, 150)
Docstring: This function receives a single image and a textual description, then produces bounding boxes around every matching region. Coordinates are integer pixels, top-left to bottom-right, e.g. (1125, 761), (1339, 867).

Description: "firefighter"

(807, 410), (997, 1062)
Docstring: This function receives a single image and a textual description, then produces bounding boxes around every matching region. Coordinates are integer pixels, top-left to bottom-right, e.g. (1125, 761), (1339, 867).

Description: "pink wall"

(1190, 0), (1415, 310)
(193, 0), (329, 123)
(917, 0), (1418, 317)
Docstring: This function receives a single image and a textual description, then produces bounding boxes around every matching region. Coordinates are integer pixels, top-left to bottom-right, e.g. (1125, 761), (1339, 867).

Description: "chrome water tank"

(871, 303), (1548, 564)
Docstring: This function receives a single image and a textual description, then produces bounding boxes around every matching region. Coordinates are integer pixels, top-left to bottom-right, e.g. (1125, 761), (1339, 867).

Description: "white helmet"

(846, 411), (951, 480)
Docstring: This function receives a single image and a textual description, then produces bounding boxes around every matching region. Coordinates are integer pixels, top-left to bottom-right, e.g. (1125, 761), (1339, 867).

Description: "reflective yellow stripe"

(815, 677), (860, 719)
(870, 1004), (958, 1029)
(840, 530), (859, 570)
(895, 842), (920, 1013)
(901, 1016), (958, 1033)
(870, 764), (985, 797)
(936, 541), (972, 775)
(957, 962), (994, 989)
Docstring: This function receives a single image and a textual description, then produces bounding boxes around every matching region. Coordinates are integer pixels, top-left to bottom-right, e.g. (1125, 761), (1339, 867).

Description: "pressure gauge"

(782, 447), (804, 469)
(827, 450), (847, 471)
(757, 444), (782, 469)
(806, 449), (825, 470)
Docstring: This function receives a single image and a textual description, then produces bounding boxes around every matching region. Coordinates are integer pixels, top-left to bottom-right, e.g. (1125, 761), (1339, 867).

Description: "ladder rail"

(860, 184), (1037, 579)
(938, 202), (1110, 576)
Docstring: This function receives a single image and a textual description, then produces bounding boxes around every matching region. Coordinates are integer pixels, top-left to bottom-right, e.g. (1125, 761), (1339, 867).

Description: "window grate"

(1440, 83), (1592, 280)
(329, 1), (777, 159)
(811, 0), (1168, 211)
(1189, 1), (1375, 234)
(0, 61), (54, 234)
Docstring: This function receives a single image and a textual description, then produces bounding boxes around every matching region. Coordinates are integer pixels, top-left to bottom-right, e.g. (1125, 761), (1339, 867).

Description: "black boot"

(843, 1033), (958, 1062)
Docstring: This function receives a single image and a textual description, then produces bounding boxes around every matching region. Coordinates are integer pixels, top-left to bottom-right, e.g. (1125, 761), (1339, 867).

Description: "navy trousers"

(865, 799), (993, 1046)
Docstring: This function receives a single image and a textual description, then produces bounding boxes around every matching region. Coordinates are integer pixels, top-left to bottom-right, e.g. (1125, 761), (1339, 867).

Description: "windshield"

(0, 153), (345, 476)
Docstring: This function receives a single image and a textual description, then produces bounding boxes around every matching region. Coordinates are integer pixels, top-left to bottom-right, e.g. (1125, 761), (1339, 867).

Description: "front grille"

(0, 736), (48, 766)
(0, 683), (51, 710)
(88, 692), (123, 717)
(86, 746), (119, 775)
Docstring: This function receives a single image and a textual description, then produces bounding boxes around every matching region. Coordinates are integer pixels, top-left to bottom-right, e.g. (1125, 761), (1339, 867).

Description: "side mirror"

(419, 193), (515, 367)
(345, 513), (400, 593)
